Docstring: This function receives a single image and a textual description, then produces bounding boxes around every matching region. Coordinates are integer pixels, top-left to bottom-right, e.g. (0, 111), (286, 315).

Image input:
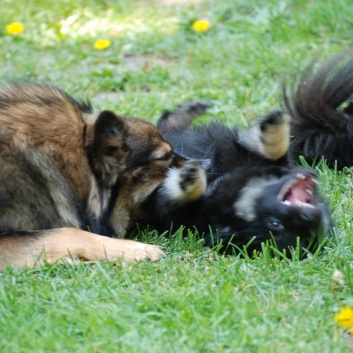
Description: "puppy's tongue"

(281, 174), (317, 207)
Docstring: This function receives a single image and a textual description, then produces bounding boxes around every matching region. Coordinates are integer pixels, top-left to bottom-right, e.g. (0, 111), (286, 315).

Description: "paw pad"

(180, 161), (203, 190)
(260, 110), (288, 131)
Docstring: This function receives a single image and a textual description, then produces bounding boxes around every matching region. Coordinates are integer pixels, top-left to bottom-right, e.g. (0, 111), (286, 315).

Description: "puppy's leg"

(157, 101), (211, 132)
(162, 160), (207, 202)
(239, 110), (290, 160)
(0, 228), (165, 271)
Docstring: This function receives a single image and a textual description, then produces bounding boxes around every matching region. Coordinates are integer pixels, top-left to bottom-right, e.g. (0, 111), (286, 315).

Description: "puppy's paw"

(180, 160), (204, 190)
(164, 160), (207, 202)
(157, 101), (211, 131)
(119, 242), (166, 262)
(144, 244), (166, 262)
(259, 110), (290, 160)
(176, 101), (211, 117)
(98, 238), (166, 263)
(260, 110), (289, 131)
(239, 110), (290, 160)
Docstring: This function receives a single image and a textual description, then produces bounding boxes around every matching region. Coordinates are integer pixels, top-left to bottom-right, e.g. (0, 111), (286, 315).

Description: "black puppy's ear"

(90, 110), (130, 181)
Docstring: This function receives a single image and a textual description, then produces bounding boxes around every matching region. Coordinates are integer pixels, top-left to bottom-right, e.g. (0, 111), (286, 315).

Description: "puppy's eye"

(157, 153), (173, 162)
(267, 219), (284, 231)
(106, 144), (129, 155)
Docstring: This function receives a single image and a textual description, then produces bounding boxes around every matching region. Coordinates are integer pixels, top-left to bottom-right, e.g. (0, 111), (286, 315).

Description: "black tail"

(284, 53), (353, 168)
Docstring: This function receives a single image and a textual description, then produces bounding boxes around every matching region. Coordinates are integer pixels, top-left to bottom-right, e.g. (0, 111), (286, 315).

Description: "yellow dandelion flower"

(335, 306), (353, 329)
(5, 22), (25, 35)
(93, 39), (112, 50)
(192, 19), (211, 33)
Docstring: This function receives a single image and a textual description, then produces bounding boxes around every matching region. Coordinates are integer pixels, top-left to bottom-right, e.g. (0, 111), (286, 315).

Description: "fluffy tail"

(284, 53), (353, 168)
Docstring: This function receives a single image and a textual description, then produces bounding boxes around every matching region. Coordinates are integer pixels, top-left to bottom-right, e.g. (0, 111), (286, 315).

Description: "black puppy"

(285, 53), (353, 169)
(141, 105), (332, 256)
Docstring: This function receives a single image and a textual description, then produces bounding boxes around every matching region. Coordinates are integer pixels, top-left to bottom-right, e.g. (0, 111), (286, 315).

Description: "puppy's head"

(104, 115), (187, 234)
(205, 167), (332, 257)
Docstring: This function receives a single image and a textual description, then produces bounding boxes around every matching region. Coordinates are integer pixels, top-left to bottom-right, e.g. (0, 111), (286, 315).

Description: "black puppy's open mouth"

(278, 173), (318, 208)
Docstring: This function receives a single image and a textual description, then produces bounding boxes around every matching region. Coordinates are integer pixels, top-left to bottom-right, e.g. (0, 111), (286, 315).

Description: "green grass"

(1, 0), (353, 351)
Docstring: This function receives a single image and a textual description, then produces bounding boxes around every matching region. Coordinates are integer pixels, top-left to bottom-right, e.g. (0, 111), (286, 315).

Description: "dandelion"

(5, 22), (25, 35)
(93, 39), (112, 50)
(192, 19), (211, 33)
(335, 306), (353, 329)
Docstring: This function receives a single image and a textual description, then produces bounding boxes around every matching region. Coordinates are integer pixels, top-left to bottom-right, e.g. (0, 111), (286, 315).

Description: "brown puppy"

(0, 83), (171, 270)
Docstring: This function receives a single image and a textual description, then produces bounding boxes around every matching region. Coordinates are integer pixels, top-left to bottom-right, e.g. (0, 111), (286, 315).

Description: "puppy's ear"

(90, 110), (129, 182)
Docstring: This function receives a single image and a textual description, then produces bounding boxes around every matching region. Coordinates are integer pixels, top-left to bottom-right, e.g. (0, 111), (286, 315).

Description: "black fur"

(143, 105), (332, 256)
(160, 119), (288, 183)
(284, 53), (353, 168)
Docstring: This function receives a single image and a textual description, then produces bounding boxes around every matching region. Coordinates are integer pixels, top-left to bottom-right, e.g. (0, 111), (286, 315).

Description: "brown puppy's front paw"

(143, 243), (166, 262)
(121, 243), (166, 262)
(104, 239), (166, 263)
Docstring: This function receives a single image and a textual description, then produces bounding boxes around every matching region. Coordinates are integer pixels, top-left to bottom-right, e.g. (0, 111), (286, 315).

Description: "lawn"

(1, 0), (353, 351)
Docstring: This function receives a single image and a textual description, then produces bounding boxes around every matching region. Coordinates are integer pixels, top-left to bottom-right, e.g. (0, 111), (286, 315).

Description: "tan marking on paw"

(260, 113), (290, 160)
(182, 167), (207, 201)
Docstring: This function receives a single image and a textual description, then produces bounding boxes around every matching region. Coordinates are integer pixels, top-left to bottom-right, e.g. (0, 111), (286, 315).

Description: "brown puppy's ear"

(90, 110), (129, 184)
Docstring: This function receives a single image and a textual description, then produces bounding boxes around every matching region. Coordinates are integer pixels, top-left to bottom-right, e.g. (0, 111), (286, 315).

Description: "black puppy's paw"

(180, 160), (204, 191)
(163, 160), (207, 202)
(239, 110), (290, 160)
(157, 101), (211, 131)
(176, 101), (212, 116)
(258, 110), (290, 160)
(260, 110), (288, 131)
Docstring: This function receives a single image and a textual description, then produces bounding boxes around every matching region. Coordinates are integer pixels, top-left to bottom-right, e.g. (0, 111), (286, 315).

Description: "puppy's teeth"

(306, 188), (313, 195)
(282, 200), (291, 206)
(295, 200), (303, 207)
(297, 173), (306, 180)
(295, 199), (315, 208)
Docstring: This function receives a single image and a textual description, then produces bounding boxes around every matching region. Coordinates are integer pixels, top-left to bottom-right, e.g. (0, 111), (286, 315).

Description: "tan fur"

(239, 111), (290, 161)
(0, 228), (165, 270)
(259, 114), (290, 160)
